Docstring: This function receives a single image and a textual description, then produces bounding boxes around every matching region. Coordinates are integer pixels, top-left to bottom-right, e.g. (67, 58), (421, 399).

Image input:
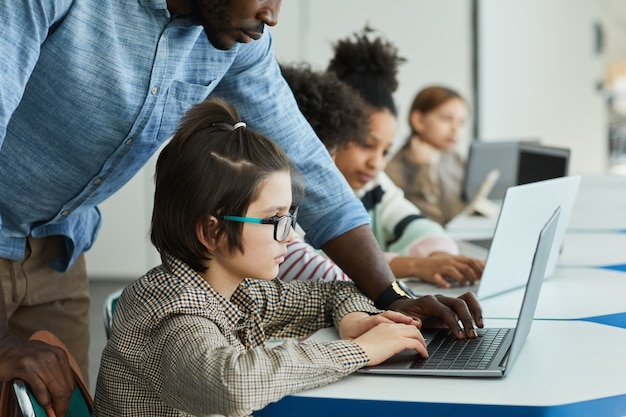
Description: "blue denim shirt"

(0, 0), (369, 271)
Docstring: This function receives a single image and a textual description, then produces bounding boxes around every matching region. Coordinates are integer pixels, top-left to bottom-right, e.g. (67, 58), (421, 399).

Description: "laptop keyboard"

(468, 238), (493, 249)
(411, 328), (510, 370)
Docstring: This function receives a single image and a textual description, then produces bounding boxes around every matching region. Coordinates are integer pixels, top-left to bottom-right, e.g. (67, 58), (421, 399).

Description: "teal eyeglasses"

(217, 207), (298, 242)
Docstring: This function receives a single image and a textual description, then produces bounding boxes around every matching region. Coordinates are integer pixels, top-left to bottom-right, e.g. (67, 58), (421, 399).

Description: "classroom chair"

(1, 331), (93, 417)
(102, 287), (124, 339)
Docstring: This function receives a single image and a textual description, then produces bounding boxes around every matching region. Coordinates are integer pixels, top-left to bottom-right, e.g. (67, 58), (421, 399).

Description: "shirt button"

(93, 178), (102, 185)
(151, 86), (158, 95)
(125, 138), (133, 145)
(61, 210), (70, 216)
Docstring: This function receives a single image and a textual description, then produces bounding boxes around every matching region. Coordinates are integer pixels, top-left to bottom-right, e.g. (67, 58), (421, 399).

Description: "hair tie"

(209, 121), (247, 131)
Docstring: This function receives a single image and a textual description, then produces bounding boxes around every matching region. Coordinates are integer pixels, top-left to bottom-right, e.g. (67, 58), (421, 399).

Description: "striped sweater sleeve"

(277, 235), (351, 282)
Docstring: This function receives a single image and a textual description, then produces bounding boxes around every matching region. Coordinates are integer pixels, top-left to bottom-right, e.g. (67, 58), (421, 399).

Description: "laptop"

(462, 140), (532, 201)
(408, 175), (581, 299)
(463, 140), (570, 202)
(516, 142), (571, 185)
(463, 168), (500, 218)
(358, 206), (560, 377)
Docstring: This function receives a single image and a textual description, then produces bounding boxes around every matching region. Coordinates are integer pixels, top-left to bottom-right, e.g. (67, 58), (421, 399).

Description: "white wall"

(477, 0), (607, 174)
(270, 0), (475, 155)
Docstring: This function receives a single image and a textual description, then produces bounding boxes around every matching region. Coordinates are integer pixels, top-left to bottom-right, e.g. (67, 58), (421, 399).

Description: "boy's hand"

(352, 322), (428, 366)
(338, 310), (420, 340)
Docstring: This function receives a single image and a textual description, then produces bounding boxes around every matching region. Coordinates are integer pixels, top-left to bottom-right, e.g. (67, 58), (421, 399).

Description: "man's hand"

(388, 292), (484, 339)
(0, 333), (75, 417)
(389, 253), (485, 288)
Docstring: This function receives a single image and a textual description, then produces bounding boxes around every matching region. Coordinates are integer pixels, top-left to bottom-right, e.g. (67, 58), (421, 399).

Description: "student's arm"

(277, 235), (350, 282)
(153, 314), (370, 417)
(375, 172), (457, 256)
(389, 253), (484, 287)
(252, 279), (380, 340)
(372, 173), (483, 286)
(338, 311), (428, 366)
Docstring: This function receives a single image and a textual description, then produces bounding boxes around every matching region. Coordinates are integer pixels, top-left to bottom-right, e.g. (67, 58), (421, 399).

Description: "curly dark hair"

(280, 62), (369, 153)
(327, 26), (406, 116)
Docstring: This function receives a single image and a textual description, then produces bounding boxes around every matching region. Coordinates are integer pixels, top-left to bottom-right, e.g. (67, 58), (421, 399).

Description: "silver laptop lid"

(476, 176), (580, 299)
(503, 206), (560, 375)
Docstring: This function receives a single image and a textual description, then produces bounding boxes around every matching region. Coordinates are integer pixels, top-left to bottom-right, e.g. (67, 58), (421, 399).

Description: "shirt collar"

(138, 0), (170, 12)
(165, 255), (255, 329)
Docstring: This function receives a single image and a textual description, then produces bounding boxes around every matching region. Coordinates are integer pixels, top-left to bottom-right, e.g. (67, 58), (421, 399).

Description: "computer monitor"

(516, 143), (570, 185)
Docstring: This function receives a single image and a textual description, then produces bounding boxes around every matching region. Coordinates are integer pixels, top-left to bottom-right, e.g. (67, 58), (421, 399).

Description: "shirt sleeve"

(376, 172), (459, 256)
(0, 0), (71, 144)
(210, 30), (370, 249)
(277, 235), (351, 282)
(252, 279), (381, 339)
(153, 310), (369, 416)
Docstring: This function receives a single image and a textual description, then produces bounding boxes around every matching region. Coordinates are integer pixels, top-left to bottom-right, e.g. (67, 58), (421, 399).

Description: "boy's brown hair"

(151, 97), (302, 273)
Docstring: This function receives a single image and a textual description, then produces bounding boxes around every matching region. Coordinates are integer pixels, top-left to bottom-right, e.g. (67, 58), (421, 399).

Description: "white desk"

(480, 267), (626, 321)
(446, 173), (626, 234)
(257, 174), (626, 417)
(259, 321), (626, 417)
(559, 233), (626, 266)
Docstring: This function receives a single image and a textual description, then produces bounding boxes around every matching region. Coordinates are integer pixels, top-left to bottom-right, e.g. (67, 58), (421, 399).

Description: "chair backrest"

(4, 331), (93, 417)
(102, 287), (124, 339)
(12, 379), (91, 417)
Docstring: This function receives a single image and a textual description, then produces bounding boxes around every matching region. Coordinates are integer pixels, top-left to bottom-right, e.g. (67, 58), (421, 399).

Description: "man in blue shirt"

(0, 1), (483, 414)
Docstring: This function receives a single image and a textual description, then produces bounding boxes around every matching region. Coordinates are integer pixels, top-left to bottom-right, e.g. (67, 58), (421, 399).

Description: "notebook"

(358, 206), (560, 377)
(408, 175), (581, 299)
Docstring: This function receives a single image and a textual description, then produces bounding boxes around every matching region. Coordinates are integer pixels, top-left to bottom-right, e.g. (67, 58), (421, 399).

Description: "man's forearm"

(321, 225), (395, 300)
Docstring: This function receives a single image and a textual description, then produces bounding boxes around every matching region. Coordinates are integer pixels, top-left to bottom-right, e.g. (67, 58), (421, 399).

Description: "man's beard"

(190, 0), (265, 50)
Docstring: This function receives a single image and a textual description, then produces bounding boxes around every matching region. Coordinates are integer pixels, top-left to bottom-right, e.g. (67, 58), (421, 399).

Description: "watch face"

(394, 280), (417, 299)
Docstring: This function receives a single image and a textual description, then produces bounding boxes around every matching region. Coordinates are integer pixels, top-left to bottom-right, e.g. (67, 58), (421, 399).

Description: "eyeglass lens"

(275, 208), (297, 242)
(276, 216), (291, 241)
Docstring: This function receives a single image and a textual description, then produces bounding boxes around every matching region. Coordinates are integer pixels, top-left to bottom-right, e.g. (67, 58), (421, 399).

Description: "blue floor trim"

(579, 311), (626, 329)
(257, 393), (626, 417)
(599, 263), (626, 273)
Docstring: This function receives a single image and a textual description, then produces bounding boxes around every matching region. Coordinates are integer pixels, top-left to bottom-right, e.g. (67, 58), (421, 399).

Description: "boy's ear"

(409, 110), (425, 134)
(196, 215), (219, 252)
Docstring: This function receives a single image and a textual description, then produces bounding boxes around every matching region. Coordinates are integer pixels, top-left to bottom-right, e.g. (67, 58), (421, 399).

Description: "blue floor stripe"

(600, 264), (626, 273)
(257, 393), (626, 417)
(580, 312), (626, 329)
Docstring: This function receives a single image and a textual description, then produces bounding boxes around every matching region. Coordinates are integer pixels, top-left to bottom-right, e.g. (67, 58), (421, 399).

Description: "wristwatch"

(374, 281), (416, 309)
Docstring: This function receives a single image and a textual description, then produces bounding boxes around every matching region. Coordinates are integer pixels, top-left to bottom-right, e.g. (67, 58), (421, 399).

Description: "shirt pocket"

(157, 80), (215, 142)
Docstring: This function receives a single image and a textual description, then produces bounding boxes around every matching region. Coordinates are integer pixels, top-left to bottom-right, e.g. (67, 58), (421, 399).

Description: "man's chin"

(204, 31), (237, 50)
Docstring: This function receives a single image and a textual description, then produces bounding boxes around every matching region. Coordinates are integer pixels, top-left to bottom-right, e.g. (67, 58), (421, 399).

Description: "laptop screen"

(516, 144), (570, 185)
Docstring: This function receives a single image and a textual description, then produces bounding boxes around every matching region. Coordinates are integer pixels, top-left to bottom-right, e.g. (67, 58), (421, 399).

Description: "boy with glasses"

(93, 97), (428, 416)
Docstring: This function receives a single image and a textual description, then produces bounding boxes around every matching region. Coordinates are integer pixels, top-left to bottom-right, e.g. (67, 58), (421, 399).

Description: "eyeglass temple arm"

(221, 215), (264, 224)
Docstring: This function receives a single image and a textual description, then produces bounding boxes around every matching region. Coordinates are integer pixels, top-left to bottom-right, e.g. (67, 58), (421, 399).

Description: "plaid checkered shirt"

(93, 256), (380, 416)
